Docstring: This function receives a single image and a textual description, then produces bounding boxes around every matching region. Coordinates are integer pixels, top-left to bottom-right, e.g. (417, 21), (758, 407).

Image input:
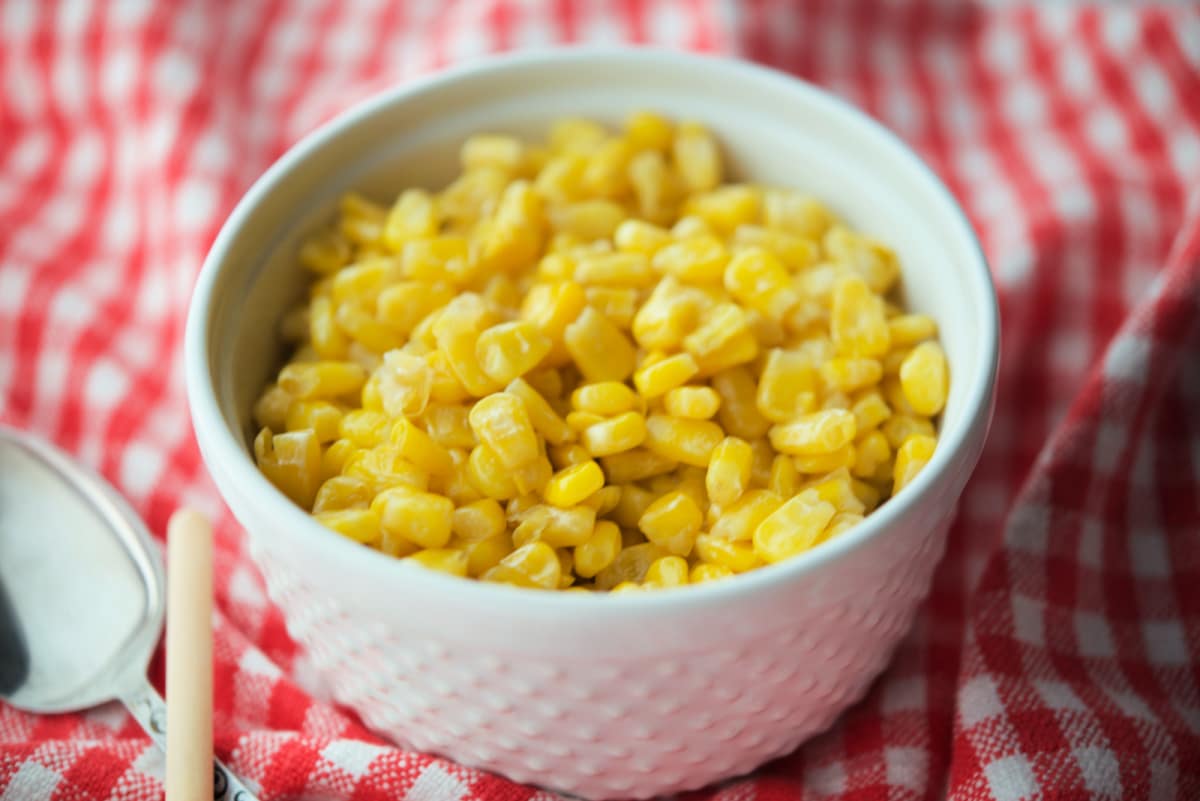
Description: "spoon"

(0, 425), (256, 800)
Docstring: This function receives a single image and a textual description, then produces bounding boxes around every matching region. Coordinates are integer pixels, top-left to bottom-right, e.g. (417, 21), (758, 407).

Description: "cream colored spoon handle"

(166, 508), (214, 801)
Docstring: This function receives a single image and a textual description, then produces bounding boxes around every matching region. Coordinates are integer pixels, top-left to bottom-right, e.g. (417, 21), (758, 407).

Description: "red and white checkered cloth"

(3, 1), (1199, 799)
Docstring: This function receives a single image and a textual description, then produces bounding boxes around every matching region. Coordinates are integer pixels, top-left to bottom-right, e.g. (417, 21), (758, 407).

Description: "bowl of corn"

(187, 48), (998, 799)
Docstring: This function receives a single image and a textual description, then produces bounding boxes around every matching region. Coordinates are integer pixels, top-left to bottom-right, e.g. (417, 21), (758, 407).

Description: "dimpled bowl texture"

(186, 48), (999, 800)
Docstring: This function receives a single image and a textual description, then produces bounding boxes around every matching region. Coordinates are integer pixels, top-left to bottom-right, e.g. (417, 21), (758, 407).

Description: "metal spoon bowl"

(0, 425), (254, 800)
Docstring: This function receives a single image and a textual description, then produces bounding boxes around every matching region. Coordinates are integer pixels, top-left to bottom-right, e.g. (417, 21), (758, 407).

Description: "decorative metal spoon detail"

(0, 425), (256, 800)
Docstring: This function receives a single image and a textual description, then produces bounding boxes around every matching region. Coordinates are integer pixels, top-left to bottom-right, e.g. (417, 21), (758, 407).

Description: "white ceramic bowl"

(186, 47), (998, 799)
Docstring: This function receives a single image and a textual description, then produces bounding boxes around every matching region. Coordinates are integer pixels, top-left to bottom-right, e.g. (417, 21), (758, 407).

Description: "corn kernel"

(375, 351), (433, 417)
(512, 504), (596, 548)
(544, 460), (605, 507)
(644, 555), (689, 588)
(888, 314), (937, 347)
(690, 563), (733, 583)
(711, 366), (771, 440)
(821, 358), (883, 393)
(852, 390), (892, 432)
(458, 531), (513, 577)
(312, 475), (372, 514)
(505, 377), (572, 446)
(563, 306), (637, 382)
(629, 150), (676, 223)
(320, 439), (358, 481)
(825, 226), (899, 294)
(550, 442), (591, 470)
(637, 491), (702, 556)
(377, 281), (456, 335)
(672, 122), (721, 192)
(706, 436), (753, 507)
(694, 533), (761, 573)
(614, 219), (672, 254)
(724, 247), (798, 319)
(769, 454), (799, 497)
(769, 410), (857, 456)
(625, 110), (673, 150)
(375, 489), (453, 549)
(475, 321), (552, 385)
(466, 444), (520, 500)
(468, 392), (540, 469)
(662, 386), (720, 419)
(853, 430), (891, 478)
(486, 542), (561, 589)
(882, 414), (936, 449)
(255, 428), (321, 508)
(278, 361), (366, 400)
(756, 349), (819, 423)
(300, 228), (352, 274)
(548, 200), (626, 241)
(899, 341), (948, 417)
(512, 454), (554, 495)
(572, 382), (639, 416)
(684, 185), (760, 234)
(710, 489), (783, 540)
(308, 296), (348, 359)
(581, 411), (648, 457)
(433, 295), (502, 397)
(567, 411), (606, 432)
(753, 490), (837, 563)
(462, 134), (524, 172)
(825, 512), (864, 540)
(594, 542), (668, 590)
(419, 404), (476, 450)
(254, 385), (293, 432)
(581, 484), (621, 514)
(831, 275), (890, 358)
(793, 444), (856, 474)
(653, 236), (728, 284)
(576, 252), (655, 288)
(450, 498), (504, 541)
(644, 415), (724, 467)
(893, 434), (936, 493)
(633, 352), (699, 398)
(316, 508), (381, 544)
(285, 401), (343, 443)
(732, 224), (819, 270)
(575, 520), (622, 578)
(599, 449), (677, 484)
(806, 468), (866, 515)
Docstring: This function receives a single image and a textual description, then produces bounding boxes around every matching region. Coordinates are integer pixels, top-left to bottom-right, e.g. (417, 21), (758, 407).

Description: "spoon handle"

(120, 681), (260, 801)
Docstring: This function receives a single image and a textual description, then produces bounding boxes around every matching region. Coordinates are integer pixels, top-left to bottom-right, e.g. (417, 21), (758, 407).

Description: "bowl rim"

(186, 44), (1000, 613)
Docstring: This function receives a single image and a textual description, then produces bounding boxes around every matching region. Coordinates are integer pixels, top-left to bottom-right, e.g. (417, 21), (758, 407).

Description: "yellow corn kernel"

(335, 303), (404, 353)
(389, 418), (452, 477)
(629, 150), (677, 223)
(278, 361), (366, 400)
(485, 541), (561, 589)
(567, 411), (606, 432)
(684, 185), (760, 234)
(594, 542), (667, 590)
(536, 251), (574, 282)
(548, 200), (625, 241)
(825, 512), (864, 540)
(550, 442), (591, 470)
(405, 548), (469, 577)
(731, 224), (819, 270)
(793, 444), (856, 474)
(690, 563), (733, 583)
(706, 436), (753, 507)
(806, 469), (866, 515)
(564, 307), (637, 382)
(506, 493), (542, 524)
(644, 555), (689, 588)
(899, 342), (948, 417)
(375, 350), (433, 417)
(756, 349), (819, 423)
(710, 489), (784, 540)
(614, 219), (671, 254)
(882, 414), (936, 450)
(662, 386), (720, 419)
(883, 347), (912, 376)
(468, 392), (540, 469)
(375, 489), (453, 549)
(600, 449), (677, 484)
(312, 474), (372, 514)
(853, 430), (891, 479)
(461, 134), (524, 172)
(576, 252), (654, 288)
(672, 122), (721, 192)
(893, 434), (936, 493)
(477, 182), (544, 274)
(466, 444), (520, 500)
(711, 366), (771, 440)
(254, 384), (293, 432)
(544, 460), (605, 507)
(308, 296), (348, 359)
(452, 498), (506, 542)
(381, 188), (438, 251)
(831, 275), (891, 358)
(824, 226), (899, 294)
(330, 258), (390, 306)
(338, 409), (388, 447)
(344, 446), (430, 494)
(584, 286), (639, 330)
(512, 454), (554, 495)
(580, 138), (632, 198)
(581, 484), (621, 514)
(753, 490), (837, 564)
(300, 228), (352, 274)
(316, 508), (381, 544)
(607, 484), (655, 529)
(320, 438), (358, 481)
(377, 281), (455, 335)
(419, 404), (476, 450)
(475, 321), (552, 385)
(769, 454), (799, 498)
(644, 415), (724, 467)
(525, 368), (564, 401)
(285, 401), (343, 443)
(683, 302), (750, 359)
(506, 377), (572, 446)
(723, 247), (798, 319)
(852, 390), (892, 432)
(572, 382), (639, 416)
(821, 358), (883, 393)
(512, 504), (596, 548)
(633, 352), (699, 398)
(457, 531), (513, 577)
(769, 410), (857, 456)
(637, 490), (702, 556)
(763, 190), (832, 237)
(851, 478), (881, 512)
(574, 520), (622, 578)
(749, 439), (774, 489)
(581, 411), (648, 457)
(433, 301), (502, 397)
(339, 192), (386, 245)
(888, 314), (937, 347)
(424, 349), (471, 404)
(549, 117), (607, 152)
(625, 110), (673, 150)
(694, 533), (761, 573)
(254, 428), (321, 508)
(652, 236), (728, 284)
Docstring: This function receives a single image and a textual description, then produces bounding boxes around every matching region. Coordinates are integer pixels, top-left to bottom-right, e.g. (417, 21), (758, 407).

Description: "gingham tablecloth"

(2, 2), (1199, 799)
